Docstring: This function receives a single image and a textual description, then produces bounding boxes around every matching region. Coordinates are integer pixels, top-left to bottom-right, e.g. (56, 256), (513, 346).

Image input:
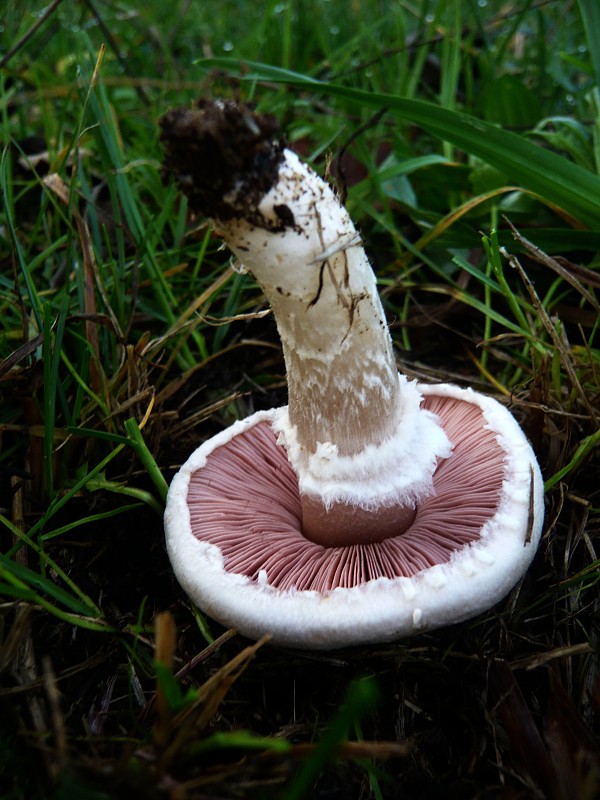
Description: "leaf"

(481, 74), (543, 128)
(286, 678), (380, 800)
(0, 552), (97, 616)
(154, 662), (198, 715)
(577, 0), (600, 88)
(545, 427), (600, 490)
(200, 59), (600, 228)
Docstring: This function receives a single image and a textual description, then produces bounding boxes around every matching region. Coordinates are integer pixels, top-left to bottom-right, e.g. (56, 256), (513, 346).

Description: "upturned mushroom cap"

(165, 383), (544, 649)
(161, 99), (544, 649)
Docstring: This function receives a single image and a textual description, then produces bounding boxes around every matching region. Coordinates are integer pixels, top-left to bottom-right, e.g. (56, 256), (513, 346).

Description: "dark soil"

(160, 99), (285, 223)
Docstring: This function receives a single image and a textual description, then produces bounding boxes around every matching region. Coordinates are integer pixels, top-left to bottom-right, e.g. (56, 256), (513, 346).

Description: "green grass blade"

(189, 730), (291, 754)
(286, 679), (380, 800)
(41, 295), (69, 499)
(0, 551), (99, 617)
(1, 148), (43, 328)
(124, 418), (169, 505)
(201, 59), (600, 228)
(1, 515), (103, 614)
(577, 0), (600, 88)
(40, 504), (145, 541)
(65, 427), (129, 446)
(27, 443), (127, 538)
(545, 427), (600, 490)
(84, 476), (163, 516)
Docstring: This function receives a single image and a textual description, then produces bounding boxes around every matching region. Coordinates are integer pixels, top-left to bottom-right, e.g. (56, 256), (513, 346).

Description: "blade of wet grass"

(202, 59), (600, 227)
(39, 504), (145, 542)
(41, 297), (69, 501)
(1, 520), (104, 620)
(286, 678), (380, 800)
(74, 43), (201, 371)
(545, 427), (600, 490)
(1, 149), (43, 328)
(577, 0), (600, 88)
(123, 417), (169, 504)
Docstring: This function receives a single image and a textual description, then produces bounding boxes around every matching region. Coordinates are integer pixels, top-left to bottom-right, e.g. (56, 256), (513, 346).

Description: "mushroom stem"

(160, 101), (451, 545)
(217, 150), (401, 456)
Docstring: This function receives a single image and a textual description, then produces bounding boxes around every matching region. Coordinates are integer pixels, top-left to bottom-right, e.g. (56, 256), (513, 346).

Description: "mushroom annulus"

(160, 99), (544, 650)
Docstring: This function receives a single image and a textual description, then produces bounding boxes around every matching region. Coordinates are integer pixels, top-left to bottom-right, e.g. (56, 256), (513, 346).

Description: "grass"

(1, 0), (599, 797)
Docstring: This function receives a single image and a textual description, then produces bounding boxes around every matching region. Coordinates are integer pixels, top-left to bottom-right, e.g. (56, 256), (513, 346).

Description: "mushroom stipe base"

(165, 382), (544, 650)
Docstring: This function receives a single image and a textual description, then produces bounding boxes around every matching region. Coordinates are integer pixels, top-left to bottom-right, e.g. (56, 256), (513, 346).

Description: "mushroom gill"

(186, 394), (505, 591)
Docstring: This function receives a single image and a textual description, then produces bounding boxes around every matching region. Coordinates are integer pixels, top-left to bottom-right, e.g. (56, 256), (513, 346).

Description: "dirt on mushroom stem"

(159, 98), (285, 225)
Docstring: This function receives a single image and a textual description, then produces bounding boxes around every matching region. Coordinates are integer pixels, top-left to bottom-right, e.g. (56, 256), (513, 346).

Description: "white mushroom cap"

(164, 383), (544, 650)
(161, 100), (544, 649)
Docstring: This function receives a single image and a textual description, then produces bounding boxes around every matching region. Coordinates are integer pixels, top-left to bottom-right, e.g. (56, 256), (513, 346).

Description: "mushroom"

(161, 100), (544, 650)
